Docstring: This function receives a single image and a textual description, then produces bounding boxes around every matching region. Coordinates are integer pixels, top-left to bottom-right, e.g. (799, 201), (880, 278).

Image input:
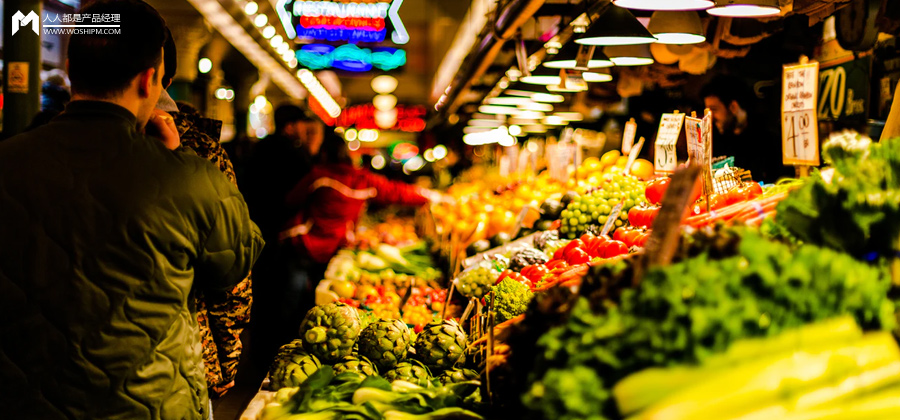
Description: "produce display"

(250, 133), (900, 420)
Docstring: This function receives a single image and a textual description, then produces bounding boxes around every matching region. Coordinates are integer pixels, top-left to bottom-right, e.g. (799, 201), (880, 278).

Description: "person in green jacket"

(0, 1), (264, 420)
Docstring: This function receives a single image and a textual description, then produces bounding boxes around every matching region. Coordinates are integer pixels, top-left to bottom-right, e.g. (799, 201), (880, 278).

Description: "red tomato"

(645, 177), (670, 204)
(613, 227), (627, 242)
(622, 230), (643, 248)
(745, 182), (763, 200)
(580, 233), (596, 244)
(553, 247), (565, 260)
(546, 259), (568, 269)
(587, 235), (609, 258)
(601, 240), (629, 258)
(628, 206), (643, 227)
(563, 239), (585, 257)
(566, 248), (591, 265)
(635, 232), (650, 247)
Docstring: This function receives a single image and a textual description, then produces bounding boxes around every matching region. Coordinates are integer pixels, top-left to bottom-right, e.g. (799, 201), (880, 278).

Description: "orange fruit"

(630, 159), (654, 180)
(599, 150), (621, 168)
(614, 156), (629, 168)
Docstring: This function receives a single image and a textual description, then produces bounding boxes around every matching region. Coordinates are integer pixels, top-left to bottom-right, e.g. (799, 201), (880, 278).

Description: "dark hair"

(274, 104), (314, 133)
(67, 0), (168, 98)
(319, 132), (352, 165)
(700, 75), (753, 109)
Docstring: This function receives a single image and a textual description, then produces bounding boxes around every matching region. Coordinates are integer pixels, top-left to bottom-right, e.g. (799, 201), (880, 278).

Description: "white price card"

(654, 113), (684, 174)
(782, 61), (821, 166)
(622, 119), (637, 155)
(686, 111), (714, 194)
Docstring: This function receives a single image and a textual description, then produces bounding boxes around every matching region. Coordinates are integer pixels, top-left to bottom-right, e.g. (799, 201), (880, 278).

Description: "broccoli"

(487, 278), (534, 323)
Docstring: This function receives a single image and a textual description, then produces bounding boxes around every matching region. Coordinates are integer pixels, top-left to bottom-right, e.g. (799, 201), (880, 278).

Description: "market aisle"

(213, 330), (266, 420)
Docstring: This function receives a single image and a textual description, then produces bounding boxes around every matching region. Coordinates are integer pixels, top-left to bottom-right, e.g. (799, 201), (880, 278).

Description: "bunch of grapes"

(559, 173), (647, 239)
(455, 261), (499, 299)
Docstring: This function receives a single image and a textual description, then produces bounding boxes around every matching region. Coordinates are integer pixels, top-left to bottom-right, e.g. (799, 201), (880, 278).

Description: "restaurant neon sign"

(286, 0), (408, 44)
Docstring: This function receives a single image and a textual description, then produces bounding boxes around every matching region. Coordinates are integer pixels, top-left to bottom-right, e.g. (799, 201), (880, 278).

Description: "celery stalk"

(635, 332), (900, 420)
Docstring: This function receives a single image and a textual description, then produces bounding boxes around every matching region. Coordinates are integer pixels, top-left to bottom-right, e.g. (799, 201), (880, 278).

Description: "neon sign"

(336, 104), (426, 132)
(298, 44), (406, 72)
(286, 0), (408, 44)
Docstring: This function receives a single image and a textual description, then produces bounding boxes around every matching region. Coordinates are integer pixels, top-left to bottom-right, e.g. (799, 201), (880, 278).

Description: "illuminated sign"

(297, 44), (406, 72)
(286, 0), (408, 44)
(336, 104), (426, 132)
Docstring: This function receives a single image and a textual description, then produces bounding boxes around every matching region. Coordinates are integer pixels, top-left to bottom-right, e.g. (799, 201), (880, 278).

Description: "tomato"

(613, 227), (627, 242)
(745, 182), (763, 199)
(553, 247), (565, 260)
(563, 239), (585, 257)
(566, 248), (591, 265)
(601, 240), (629, 258)
(587, 235), (609, 258)
(635, 232), (650, 247)
(628, 207), (642, 227)
(621, 230), (643, 248)
(645, 177), (670, 204)
(580, 233), (596, 244)
(546, 259), (568, 269)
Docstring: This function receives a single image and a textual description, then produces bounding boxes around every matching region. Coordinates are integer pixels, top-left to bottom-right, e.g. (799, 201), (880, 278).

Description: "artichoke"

(358, 319), (411, 371)
(332, 355), (377, 377)
(383, 360), (433, 387)
(298, 302), (361, 363)
(438, 367), (480, 385)
(414, 319), (468, 371)
(270, 352), (321, 389)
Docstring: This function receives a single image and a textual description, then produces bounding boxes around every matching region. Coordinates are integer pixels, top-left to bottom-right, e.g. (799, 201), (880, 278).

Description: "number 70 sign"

(782, 61), (821, 166)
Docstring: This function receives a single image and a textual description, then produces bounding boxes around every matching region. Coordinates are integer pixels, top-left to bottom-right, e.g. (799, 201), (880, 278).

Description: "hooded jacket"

(0, 101), (264, 420)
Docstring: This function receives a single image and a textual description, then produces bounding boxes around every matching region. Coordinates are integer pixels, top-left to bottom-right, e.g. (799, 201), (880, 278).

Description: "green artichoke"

(332, 355), (377, 377)
(298, 302), (361, 363)
(383, 360), (433, 387)
(270, 352), (321, 389)
(438, 367), (479, 385)
(358, 319), (411, 371)
(414, 319), (468, 371)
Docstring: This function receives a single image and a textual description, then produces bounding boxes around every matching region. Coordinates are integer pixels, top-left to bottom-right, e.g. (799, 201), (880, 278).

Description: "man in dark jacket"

(0, 2), (263, 420)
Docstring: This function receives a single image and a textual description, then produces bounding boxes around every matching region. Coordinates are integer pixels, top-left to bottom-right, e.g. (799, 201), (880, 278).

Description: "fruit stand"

(243, 127), (900, 420)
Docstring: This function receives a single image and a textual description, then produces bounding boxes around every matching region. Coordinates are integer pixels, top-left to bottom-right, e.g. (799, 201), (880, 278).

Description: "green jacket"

(0, 101), (264, 419)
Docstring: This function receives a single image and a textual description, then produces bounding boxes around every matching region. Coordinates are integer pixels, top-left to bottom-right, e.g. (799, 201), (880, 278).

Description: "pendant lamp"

(504, 82), (546, 97)
(707, 0), (781, 18)
(543, 43), (613, 69)
(575, 5), (657, 46)
(647, 11), (705, 45)
(582, 69), (613, 83)
(521, 67), (566, 85)
(612, 0), (714, 10)
(530, 92), (566, 103)
(604, 45), (655, 66)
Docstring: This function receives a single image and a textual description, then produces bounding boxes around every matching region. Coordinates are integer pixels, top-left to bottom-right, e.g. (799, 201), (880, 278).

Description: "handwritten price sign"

(782, 62), (820, 166)
(654, 113), (684, 174)
(622, 118), (637, 155)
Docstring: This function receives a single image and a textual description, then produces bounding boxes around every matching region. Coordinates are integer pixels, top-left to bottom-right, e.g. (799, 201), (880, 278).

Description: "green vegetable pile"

(260, 367), (483, 420)
(512, 229), (895, 420)
(776, 135), (900, 258)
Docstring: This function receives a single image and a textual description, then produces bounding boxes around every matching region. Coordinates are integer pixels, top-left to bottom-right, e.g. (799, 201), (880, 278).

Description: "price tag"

(600, 201), (625, 237)
(782, 61), (821, 166)
(654, 113), (684, 175)
(622, 118), (637, 155)
(685, 111), (713, 194)
(623, 137), (646, 177)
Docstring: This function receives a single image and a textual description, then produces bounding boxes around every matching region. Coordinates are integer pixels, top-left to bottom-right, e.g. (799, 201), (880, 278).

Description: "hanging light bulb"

(575, 6), (657, 46)
(521, 67), (565, 85)
(612, 0), (714, 11)
(604, 45), (655, 66)
(648, 11), (705, 44)
(583, 69), (613, 83)
(542, 43), (613, 69)
(707, 0), (781, 18)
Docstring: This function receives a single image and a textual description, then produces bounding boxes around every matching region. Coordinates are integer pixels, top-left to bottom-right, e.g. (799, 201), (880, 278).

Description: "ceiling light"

(244, 1), (259, 15)
(648, 11), (705, 44)
(478, 105), (522, 115)
(373, 94), (398, 111)
(531, 93), (566, 103)
(543, 116), (566, 126)
(464, 127), (513, 146)
(371, 154), (386, 169)
(707, 0), (781, 17)
(270, 35), (283, 48)
(198, 57), (212, 74)
(486, 96), (534, 106)
(583, 70), (613, 83)
(463, 126), (493, 134)
(612, 0), (714, 10)
(508, 125), (523, 136)
(604, 45), (655, 66)
(358, 129), (379, 142)
(515, 111), (546, 120)
(499, 135), (517, 147)
(518, 102), (554, 112)
(254, 14), (268, 27)
(543, 43), (613, 69)
(554, 112), (584, 121)
(469, 119), (503, 127)
(344, 128), (358, 141)
(371, 75), (398, 94)
(521, 67), (565, 85)
(262, 25), (276, 39)
(433, 145), (447, 160)
(575, 6), (657, 46)
(546, 76), (589, 92)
